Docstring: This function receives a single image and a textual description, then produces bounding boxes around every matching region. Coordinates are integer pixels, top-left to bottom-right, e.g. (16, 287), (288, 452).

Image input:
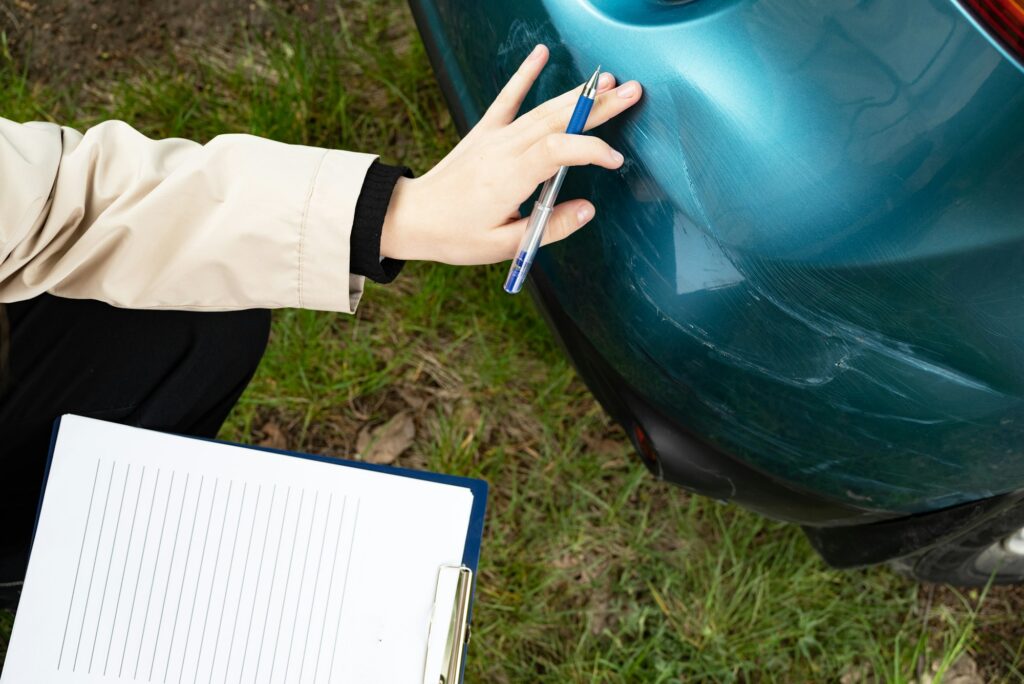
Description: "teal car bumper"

(410, 0), (1024, 525)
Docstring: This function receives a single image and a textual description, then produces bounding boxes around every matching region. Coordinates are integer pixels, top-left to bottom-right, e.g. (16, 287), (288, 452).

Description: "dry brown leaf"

(395, 385), (428, 411)
(257, 421), (288, 450)
(356, 412), (416, 464)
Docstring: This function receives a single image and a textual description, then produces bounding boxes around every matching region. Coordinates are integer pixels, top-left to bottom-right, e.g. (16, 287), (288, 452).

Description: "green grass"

(3, 2), (1023, 680)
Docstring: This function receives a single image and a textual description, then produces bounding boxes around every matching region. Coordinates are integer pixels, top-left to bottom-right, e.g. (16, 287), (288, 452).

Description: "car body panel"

(410, 0), (1024, 514)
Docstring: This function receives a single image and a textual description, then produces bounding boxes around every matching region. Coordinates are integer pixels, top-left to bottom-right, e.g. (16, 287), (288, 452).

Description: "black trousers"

(0, 295), (271, 582)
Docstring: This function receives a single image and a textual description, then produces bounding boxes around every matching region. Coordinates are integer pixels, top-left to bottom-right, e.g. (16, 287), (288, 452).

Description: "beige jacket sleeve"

(0, 117), (378, 312)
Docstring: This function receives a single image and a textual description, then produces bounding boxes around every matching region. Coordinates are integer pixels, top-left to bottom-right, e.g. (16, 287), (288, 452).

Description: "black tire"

(890, 499), (1024, 586)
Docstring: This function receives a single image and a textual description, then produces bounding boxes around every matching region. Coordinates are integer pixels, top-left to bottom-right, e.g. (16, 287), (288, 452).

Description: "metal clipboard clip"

(422, 564), (473, 684)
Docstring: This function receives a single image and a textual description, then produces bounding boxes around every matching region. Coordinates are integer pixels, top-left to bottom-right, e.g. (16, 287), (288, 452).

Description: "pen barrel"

(501, 79), (595, 295)
(566, 93), (595, 135)
(537, 166), (568, 207)
(503, 201), (554, 294)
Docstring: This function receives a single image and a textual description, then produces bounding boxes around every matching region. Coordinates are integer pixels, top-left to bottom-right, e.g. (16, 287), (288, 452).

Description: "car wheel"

(890, 502), (1024, 586)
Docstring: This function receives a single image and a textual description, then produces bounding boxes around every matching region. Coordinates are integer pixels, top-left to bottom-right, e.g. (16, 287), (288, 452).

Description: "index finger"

(515, 71), (616, 129)
(480, 44), (550, 127)
(515, 79), (643, 139)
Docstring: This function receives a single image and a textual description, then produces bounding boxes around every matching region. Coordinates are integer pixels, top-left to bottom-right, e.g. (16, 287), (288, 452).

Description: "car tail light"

(960, 0), (1024, 60)
(631, 423), (660, 472)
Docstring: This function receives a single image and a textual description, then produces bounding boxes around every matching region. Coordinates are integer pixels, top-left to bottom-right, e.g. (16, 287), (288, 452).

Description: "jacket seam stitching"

(298, 150), (329, 308)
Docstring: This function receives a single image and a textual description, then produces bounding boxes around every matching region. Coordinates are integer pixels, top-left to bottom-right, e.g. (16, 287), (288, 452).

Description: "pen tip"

(584, 66), (601, 95)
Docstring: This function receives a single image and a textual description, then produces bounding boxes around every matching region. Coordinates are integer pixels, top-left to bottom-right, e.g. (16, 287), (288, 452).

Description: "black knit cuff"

(350, 160), (413, 283)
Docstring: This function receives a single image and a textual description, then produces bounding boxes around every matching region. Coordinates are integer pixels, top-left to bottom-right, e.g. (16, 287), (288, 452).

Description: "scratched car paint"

(411, 0), (1024, 515)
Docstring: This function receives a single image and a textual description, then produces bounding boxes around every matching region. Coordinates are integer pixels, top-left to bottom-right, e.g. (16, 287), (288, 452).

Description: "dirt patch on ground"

(1, 0), (314, 81)
(929, 584), (1024, 679)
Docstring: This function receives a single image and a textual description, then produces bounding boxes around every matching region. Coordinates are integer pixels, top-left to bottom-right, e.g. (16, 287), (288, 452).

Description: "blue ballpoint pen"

(504, 66), (602, 294)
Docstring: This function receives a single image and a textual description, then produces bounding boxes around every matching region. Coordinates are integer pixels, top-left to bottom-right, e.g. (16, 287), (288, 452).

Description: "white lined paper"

(4, 416), (474, 684)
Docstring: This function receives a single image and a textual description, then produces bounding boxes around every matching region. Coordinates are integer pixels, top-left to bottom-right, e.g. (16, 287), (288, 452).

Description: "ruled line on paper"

(191, 482), (246, 684)
(176, 479), (232, 684)
(119, 468), (162, 679)
(267, 488), (308, 681)
(328, 498), (361, 683)
(250, 486), (292, 684)
(57, 458), (101, 671)
(222, 483), (270, 684)
(134, 470), (177, 680)
(296, 494), (334, 684)
(103, 465), (148, 676)
(72, 460), (117, 672)
(89, 463), (133, 674)
(162, 476), (208, 682)
(282, 490), (320, 680)
(231, 484), (278, 684)
(148, 473), (193, 682)
(312, 496), (348, 684)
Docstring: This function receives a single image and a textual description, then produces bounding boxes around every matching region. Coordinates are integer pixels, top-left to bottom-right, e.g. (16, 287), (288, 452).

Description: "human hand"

(379, 44), (643, 265)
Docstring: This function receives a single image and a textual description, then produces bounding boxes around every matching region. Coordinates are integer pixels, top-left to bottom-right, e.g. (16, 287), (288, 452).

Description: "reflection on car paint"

(418, 0), (1024, 513)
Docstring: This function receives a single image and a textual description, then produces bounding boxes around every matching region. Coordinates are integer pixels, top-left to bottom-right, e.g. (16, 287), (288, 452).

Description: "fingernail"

(617, 81), (638, 98)
(577, 204), (594, 225)
(597, 72), (614, 91)
(610, 149), (624, 166)
(528, 44), (545, 62)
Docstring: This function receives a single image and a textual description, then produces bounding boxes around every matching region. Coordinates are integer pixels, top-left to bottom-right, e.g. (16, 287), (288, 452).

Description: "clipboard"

(177, 428), (488, 684)
(11, 415), (488, 684)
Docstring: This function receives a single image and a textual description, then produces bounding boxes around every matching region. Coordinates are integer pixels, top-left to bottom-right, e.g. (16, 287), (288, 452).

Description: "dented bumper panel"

(412, 0), (1024, 514)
